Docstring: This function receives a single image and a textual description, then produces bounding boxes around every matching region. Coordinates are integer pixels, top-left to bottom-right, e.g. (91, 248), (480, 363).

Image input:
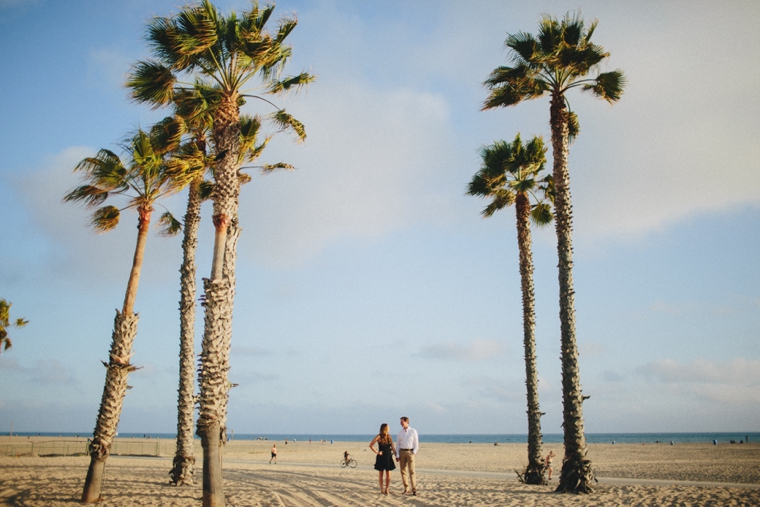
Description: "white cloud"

(87, 48), (130, 90)
(417, 338), (505, 361)
(238, 81), (460, 266)
(568, 1), (760, 240)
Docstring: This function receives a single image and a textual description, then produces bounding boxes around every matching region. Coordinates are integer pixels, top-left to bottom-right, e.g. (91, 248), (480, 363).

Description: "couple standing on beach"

(368, 417), (419, 496)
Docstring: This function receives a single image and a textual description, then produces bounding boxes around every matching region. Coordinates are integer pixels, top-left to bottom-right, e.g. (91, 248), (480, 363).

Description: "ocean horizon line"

(9, 431), (759, 445)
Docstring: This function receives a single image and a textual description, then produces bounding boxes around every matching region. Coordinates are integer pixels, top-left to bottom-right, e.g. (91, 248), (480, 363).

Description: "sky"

(1, 0), (758, 437)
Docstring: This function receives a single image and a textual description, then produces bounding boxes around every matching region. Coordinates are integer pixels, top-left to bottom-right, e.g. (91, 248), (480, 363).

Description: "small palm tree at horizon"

(0, 299), (28, 354)
(468, 134), (553, 485)
(483, 12), (625, 493)
(127, 2), (313, 504)
(64, 129), (181, 503)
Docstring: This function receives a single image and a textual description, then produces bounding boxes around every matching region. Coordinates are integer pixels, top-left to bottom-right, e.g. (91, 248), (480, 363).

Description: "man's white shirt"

(396, 427), (419, 458)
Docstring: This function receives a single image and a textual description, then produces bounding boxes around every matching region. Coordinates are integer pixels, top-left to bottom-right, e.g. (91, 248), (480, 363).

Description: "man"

(396, 416), (419, 495)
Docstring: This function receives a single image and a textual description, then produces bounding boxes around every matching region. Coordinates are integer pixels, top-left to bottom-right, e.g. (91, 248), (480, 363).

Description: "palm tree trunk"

(170, 179), (202, 486)
(82, 212), (150, 503)
(198, 95), (241, 507)
(550, 94), (594, 493)
(515, 192), (546, 485)
(219, 205), (241, 438)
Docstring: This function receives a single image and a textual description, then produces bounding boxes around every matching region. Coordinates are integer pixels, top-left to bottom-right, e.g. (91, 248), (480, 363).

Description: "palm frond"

(198, 180), (214, 201)
(582, 70), (626, 103)
(567, 111), (580, 143)
(482, 189), (516, 217)
(269, 110), (306, 141)
(483, 65), (547, 110)
(158, 211), (182, 237)
(238, 171), (252, 185)
(267, 71), (316, 94)
(91, 205), (121, 232)
(530, 202), (554, 227)
(150, 116), (187, 154)
(63, 185), (110, 208)
(505, 32), (540, 66)
(127, 60), (177, 107)
(275, 17), (297, 43)
(537, 15), (563, 55)
(260, 162), (295, 173)
(467, 172), (500, 197)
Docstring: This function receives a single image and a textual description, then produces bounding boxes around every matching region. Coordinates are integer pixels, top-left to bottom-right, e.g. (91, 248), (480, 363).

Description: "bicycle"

(340, 458), (357, 468)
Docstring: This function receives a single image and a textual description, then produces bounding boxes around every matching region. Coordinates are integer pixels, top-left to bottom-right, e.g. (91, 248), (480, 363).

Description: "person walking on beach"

(369, 423), (397, 495)
(545, 450), (556, 480)
(269, 444), (277, 464)
(396, 416), (419, 495)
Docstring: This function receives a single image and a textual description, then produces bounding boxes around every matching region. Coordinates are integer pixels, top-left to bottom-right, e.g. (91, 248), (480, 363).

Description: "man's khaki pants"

(399, 449), (416, 492)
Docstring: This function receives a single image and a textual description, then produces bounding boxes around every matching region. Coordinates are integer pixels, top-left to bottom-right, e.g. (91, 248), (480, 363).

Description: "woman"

(369, 423), (397, 494)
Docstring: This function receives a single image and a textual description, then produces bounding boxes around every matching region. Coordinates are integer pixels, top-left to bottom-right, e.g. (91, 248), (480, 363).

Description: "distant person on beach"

(369, 423), (397, 495)
(269, 444), (277, 464)
(545, 450), (556, 480)
(396, 416), (419, 496)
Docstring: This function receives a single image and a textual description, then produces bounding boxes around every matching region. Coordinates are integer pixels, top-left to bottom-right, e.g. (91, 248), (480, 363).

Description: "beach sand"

(1, 437), (759, 506)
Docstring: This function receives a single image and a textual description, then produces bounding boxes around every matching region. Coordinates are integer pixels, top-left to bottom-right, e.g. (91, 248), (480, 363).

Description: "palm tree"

(153, 100), (290, 486)
(468, 134), (552, 485)
(150, 97), (212, 487)
(128, 5), (312, 494)
(64, 129), (181, 503)
(0, 299), (28, 354)
(483, 12), (625, 493)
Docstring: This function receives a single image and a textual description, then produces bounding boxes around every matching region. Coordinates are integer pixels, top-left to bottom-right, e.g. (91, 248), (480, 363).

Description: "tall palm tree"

(128, 4), (312, 494)
(150, 95), (212, 487)
(0, 299), (28, 354)
(65, 129), (181, 503)
(153, 101), (290, 486)
(483, 12), (625, 493)
(468, 134), (552, 485)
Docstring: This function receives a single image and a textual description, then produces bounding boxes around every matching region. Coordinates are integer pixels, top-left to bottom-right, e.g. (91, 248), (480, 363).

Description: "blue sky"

(1, 0), (758, 436)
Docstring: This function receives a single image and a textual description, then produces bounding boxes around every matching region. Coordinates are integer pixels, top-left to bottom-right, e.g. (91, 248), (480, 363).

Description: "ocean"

(13, 432), (759, 444)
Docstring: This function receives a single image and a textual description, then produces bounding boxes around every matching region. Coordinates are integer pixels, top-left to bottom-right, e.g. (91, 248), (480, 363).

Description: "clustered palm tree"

(126, 2), (312, 504)
(482, 12), (625, 493)
(468, 134), (553, 485)
(0, 299), (28, 354)
(64, 130), (182, 503)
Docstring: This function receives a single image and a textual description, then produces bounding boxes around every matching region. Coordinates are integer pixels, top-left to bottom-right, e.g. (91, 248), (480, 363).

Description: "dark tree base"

(555, 457), (595, 494)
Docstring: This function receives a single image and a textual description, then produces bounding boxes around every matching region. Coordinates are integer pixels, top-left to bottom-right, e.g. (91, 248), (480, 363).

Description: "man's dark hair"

(400, 416), (409, 422)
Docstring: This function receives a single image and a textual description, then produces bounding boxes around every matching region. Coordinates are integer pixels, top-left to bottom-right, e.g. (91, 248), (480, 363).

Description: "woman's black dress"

(374, 441), (396, 471)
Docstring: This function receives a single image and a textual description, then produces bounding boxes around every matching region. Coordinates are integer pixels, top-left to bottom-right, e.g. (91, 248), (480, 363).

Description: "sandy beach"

(1, 437), (759, 506)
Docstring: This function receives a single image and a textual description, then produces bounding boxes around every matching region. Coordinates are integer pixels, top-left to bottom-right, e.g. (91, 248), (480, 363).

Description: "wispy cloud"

(417, 339), (505, 361)
(2, 359), (78, 385)
(638, 358), (760, 384)
(637, 358), (760, 404)
(233, 346), (272, 357)
(464, 376), (522, 403)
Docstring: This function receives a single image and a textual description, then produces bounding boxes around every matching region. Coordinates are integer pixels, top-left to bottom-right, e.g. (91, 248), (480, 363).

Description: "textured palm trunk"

(198, 95), (241, 507)
(82, 210), (150, 503)
(219, 205), (241, 435)
(515, 192), (546, 485)
(170, 178), (202, 486)
(550, 94), (594, 493)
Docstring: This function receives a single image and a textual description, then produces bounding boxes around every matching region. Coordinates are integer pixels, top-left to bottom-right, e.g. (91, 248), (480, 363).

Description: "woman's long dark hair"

(378, 423), (391, 444)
